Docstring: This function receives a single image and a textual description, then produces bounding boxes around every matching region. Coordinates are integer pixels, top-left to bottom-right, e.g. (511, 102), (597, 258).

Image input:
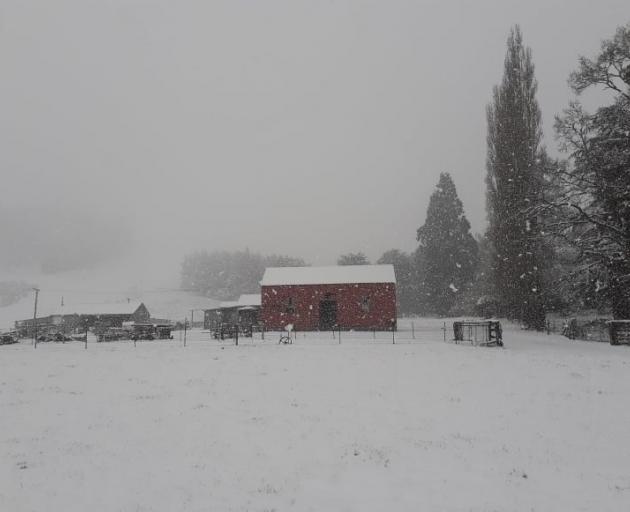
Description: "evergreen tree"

(486, 25), (547, 329)
(450, 233), (498, 317)
(416, 173), (478, 316)
(377, 249), (417, 315)
(412, 246), (428, 315)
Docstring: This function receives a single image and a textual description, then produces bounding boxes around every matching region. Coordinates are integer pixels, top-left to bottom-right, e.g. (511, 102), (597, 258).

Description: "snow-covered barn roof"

(261, 265), (396, 286)
(54, 301), (146, 316)
(205, 294), (261, 312)
(237, 294), (261, 307)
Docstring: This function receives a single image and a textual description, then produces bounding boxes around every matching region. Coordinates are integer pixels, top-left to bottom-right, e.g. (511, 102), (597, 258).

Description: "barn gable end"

(261, 265), (396, 331)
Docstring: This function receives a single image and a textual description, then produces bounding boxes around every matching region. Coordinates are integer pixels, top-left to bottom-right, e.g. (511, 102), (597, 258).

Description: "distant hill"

(0, 267), (217, 331)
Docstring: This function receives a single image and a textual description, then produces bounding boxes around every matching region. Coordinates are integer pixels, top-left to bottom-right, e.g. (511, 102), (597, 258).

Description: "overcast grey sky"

(1, 0), (628, 284)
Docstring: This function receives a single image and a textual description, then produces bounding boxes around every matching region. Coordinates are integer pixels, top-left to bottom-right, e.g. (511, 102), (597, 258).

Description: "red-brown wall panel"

(261, 283), (396, 331)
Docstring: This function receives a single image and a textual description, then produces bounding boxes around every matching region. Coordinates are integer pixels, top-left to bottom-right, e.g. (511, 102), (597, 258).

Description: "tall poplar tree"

(486, 25), (546, 329)
(417, 173), (478, 316)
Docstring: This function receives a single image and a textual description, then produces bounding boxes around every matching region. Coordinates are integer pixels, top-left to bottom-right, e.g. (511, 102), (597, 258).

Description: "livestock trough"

(453, 320), (503, 347)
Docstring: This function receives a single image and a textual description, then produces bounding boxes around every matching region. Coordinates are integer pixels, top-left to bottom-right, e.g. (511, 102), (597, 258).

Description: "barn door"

(319, 299), (337, 330)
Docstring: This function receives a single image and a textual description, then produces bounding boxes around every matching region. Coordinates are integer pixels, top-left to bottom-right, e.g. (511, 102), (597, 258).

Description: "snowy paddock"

(2, 320), (630, 511)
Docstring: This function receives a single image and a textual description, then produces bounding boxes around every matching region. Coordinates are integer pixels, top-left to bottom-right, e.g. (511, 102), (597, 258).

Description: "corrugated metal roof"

(261, 265), (396, 286)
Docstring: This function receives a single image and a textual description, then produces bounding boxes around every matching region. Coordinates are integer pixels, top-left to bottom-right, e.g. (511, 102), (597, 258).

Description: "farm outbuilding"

(203, 294), (261, 331)
(16, 302), (150, 337)
(260, 265), (396, 331)
(60, 302), (150, 332)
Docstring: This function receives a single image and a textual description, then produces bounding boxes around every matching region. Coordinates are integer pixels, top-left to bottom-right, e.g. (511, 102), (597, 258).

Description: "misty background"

(1, 0), (627, 289)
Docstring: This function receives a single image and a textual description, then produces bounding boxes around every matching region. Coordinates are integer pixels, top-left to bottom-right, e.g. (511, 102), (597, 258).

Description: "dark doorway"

(319, 299), (337, 330)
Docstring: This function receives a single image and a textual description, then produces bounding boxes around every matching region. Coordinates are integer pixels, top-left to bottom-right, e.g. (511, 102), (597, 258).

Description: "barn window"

(284, 297), (296, 314)
(360, 296), (371, 313)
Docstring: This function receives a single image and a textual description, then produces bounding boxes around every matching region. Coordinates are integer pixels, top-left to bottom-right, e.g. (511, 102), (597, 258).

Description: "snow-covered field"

(2, 320), (630, 511)
(0, 263), (218, 331)
(0, 286), (217, 332)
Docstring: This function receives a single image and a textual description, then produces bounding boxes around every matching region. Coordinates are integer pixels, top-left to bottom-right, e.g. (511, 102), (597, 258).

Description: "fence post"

(184, 319), (187, 347)
(412, 322), (415, 339)
(338, 326), (341, 345)
(262, 324), (265, 341)
(392, 323), (395, 344)
(235, 325), (239, 346)
(443, 322), (446, 343)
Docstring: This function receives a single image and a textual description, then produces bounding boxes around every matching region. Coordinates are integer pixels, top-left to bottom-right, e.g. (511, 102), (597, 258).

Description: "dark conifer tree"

(417, 173), (478, 316)
(486, 25), (546, 329)
(377, 249), (417, 315)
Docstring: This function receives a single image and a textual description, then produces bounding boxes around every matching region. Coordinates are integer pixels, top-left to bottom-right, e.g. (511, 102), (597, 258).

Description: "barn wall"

(261, 283), (396, 331)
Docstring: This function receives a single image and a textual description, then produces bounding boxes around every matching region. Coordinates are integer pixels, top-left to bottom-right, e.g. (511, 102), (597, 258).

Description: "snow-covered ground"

(2, 320), (630, 511)
(0, 261), (220, 331)
(0, 285), (217, 332)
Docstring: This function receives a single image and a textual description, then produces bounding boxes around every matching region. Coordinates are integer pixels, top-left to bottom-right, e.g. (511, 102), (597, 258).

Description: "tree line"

(181, 23), (630, 325)
(486, 23), (630, 325)
(180, 250), (305, 301)
(339, 23), (630, 325)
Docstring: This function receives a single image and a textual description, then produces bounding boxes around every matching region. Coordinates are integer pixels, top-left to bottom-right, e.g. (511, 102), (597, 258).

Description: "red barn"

(260, 265), (396, 331)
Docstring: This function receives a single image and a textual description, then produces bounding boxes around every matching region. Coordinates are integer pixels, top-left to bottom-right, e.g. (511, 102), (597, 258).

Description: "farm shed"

(203, 301), (238, 331)
(59, 302), (150, 331)
(203, 294), (261, 330)
(16, 302), (150, 337)
(260, 265), (396, 331)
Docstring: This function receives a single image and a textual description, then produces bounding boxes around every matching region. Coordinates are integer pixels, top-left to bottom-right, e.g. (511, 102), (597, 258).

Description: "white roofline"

(261, 264), (396, 286)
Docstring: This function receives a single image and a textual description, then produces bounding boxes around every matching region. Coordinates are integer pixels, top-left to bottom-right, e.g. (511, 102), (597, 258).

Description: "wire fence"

(544, 317), (611, 343)
(14, 316), (624, 350)
(180, 322), (452, 346)
(9, 321), (456, 350)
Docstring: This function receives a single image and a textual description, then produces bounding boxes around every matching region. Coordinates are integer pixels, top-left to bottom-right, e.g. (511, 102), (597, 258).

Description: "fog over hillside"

(0, 205), (132, 274)
(1, 0), (628, 304)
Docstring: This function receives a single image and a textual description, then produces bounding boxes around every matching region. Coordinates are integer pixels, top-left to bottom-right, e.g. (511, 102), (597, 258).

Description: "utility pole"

(32, 288), (40, 348)
(190, 309), (194, 329)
